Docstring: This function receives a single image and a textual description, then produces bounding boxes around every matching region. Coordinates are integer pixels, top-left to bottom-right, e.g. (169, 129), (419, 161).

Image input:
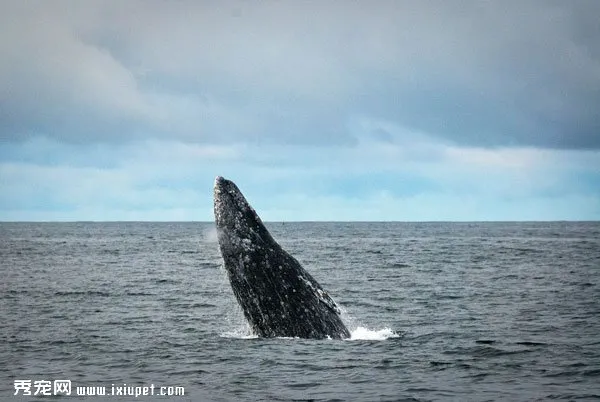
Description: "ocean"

(1, 221), (599, 401)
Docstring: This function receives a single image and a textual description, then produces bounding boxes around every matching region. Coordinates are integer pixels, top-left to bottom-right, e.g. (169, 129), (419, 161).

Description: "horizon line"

(0, 220), (598, 224)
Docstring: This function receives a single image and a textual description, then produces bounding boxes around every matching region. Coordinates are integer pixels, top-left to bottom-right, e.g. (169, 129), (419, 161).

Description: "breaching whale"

(214, 176), (350, 339)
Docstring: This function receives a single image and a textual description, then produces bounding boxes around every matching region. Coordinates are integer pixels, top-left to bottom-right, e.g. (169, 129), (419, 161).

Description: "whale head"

(213, 176), (275, 262)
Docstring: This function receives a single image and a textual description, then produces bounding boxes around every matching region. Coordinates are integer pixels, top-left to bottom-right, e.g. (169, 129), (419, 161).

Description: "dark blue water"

(1, 222), (599, 401)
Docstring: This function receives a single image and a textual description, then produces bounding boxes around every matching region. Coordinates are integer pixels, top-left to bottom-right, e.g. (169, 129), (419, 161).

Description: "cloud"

(1, 131), (598, 221)
(1, 1), (599, 221)
(0, 3), (153, 142)
(1, 1), (599, 148)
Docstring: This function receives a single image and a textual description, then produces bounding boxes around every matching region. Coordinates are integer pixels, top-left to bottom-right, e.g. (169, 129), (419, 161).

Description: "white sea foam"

(220, 327), (257, 339)
(220, 326), (399, 341)
(347, 326), (400, 341)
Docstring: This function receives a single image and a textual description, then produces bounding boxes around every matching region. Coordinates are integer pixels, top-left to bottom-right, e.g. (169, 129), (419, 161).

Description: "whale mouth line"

(213, 176), (350, 340)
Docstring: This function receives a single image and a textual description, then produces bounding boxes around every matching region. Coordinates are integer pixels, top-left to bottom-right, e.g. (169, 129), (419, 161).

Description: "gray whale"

(214, 176), (350, 339)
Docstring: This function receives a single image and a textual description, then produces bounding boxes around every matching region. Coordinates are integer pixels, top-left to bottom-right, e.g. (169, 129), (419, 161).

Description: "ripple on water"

(1, 221), (599, 401)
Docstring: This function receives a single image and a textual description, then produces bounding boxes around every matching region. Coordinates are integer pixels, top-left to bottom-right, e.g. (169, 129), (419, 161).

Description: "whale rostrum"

(214, 176), (350, 339)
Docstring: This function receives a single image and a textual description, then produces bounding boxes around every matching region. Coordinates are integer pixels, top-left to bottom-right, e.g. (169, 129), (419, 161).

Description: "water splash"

(203, 226), (219, 243)
(220, 325), (257, 339)
(347, 326), (400, 341)
(220, 325), (399, 341)
(338, 306), (399, 340)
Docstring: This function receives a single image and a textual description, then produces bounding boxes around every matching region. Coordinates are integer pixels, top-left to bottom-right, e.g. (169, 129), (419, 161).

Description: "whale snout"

(214, 176), (249, 230)
(214, 175), (228, 191)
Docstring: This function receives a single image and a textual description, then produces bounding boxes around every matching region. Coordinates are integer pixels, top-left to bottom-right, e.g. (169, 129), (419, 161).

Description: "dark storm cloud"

(0, 0), (598, 148)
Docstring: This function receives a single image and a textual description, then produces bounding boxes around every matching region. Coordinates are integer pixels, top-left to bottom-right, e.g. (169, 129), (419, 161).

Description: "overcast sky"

(1, 0), (599, 221)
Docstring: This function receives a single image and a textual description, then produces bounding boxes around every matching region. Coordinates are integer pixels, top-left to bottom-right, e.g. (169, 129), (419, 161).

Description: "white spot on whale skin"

(241, 238), (253, 250)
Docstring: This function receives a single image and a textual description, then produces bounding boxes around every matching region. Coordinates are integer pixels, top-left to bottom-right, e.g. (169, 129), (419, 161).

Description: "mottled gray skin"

(214, 176), (350, 339)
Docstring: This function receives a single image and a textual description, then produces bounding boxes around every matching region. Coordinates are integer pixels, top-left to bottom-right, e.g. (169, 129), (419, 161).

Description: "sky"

(1, 0), (599, 221)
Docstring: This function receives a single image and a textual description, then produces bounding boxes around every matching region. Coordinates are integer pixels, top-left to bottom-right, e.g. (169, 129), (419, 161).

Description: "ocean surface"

(1, 221), (599, 401)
